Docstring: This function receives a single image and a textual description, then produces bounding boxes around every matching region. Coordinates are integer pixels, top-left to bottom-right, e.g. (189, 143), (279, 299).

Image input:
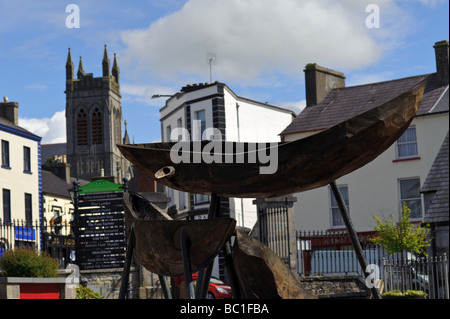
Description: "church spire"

(112, 53), (120, 84)
(66, 48), (74, 80)
(77, 56), (85, 79)
(102, 44), (110, 77)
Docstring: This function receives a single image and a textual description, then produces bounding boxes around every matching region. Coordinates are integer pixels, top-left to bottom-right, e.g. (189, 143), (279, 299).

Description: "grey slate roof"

(421, 132), (449, 224)
(281, 73), (448, 135)
(41, 143), (67, 163)
(42, 170), (72, 199)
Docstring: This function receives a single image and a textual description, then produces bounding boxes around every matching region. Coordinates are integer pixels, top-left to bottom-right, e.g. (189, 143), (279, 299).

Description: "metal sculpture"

(118, 82), (425, 198)
(118, 82), (426, 299)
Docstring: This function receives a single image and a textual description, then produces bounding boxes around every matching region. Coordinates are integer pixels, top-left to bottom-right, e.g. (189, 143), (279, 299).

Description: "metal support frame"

(119, 225), (135, 299)
(330, 181), (381, 299)
(180, 228), (195, 299)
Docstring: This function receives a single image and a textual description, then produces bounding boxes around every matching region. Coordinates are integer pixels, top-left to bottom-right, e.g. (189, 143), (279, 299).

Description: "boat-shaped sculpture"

(118, 82), (425, 198)
(233, 229), (316, 299)
(123, 192), (236, 276)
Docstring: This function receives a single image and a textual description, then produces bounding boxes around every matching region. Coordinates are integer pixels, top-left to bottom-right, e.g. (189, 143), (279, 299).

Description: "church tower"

(65, 45), (128, 183)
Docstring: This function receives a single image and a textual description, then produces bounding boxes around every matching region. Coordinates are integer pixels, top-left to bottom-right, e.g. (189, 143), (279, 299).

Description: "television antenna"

(206, 52), (217, 83)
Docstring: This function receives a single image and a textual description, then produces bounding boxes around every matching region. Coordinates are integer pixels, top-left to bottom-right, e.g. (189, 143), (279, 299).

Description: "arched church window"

(77, 109), (88, 145)
(92, 108), (103, 144)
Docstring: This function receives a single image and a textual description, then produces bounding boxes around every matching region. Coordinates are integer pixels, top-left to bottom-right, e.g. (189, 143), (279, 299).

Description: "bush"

(0, 247), (59, 278)
(383, 290), (427, 298)
(76, 286), (104, 299)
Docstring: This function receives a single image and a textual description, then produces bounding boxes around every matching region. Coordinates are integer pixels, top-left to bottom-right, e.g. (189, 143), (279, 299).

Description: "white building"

(1, 98), (42, 250)
(280, 41), (449, 235)
(160, 82), (295, 231)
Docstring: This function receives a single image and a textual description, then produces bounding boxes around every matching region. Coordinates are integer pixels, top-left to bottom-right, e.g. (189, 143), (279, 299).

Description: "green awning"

(78, 179), (123, 194)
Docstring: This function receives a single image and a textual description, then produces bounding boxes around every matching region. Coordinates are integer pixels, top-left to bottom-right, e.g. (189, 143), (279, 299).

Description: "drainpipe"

(236, 103), (244, 227)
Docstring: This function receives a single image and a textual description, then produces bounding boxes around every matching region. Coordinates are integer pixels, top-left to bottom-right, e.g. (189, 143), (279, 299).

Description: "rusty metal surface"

(123, 192), (236, 276)
(118, 82), (425, 198)
(233, 229), (316, 299)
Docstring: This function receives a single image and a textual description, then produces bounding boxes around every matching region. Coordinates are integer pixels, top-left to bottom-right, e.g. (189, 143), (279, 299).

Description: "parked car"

(207, 277), (232, 299)
(174, 273), (232, 299)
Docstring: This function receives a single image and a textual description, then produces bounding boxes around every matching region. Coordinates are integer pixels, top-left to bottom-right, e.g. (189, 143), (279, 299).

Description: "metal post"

(198, 194), (220, 299)
(180, 227), (195, 299)
(158, 275), (172, 299)
(119, 225), (135, 299)
(330, 181), (381, 299)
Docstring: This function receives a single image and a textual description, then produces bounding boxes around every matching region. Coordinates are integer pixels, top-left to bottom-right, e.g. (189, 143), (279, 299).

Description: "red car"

(207, 277), (232, 299)
(174, 273), (232, 299)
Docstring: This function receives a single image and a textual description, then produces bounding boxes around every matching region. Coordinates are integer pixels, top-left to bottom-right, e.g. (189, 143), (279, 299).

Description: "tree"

(370, 202), (431, 292)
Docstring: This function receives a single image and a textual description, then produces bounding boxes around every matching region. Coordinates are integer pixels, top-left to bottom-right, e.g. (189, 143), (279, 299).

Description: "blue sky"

(0, 0), (448, 144)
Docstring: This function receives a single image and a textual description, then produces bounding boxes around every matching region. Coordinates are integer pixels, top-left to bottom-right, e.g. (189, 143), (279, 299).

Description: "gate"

(258, 204), (291, 266)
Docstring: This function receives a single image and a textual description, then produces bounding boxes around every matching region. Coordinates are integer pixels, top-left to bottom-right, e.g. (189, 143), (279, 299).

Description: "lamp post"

(151, 94), (174, 99)
(68, 180), (80, 263)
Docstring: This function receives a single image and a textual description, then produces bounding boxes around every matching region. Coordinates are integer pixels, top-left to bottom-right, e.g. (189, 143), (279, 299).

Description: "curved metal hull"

(118, 82), (425, 198)
(123, 192), (236, 276)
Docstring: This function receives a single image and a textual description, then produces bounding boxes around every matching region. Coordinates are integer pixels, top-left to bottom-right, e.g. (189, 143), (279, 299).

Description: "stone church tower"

(65, 46), (129, 183)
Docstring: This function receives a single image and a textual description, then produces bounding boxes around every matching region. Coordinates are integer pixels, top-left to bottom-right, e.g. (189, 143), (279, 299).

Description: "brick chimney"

(434, 40), (449, 87)
(42, 156), (72, 184)
(0, 97), (19, 125)
(304, 64), (346, 107)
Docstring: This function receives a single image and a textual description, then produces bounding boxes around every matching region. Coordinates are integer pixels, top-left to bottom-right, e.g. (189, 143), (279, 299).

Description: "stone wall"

(298, 275), (372, 299)
(80, 267), (139, 299)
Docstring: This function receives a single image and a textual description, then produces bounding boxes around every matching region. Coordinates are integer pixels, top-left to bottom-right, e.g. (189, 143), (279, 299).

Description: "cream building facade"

(1, 98), (42, 251)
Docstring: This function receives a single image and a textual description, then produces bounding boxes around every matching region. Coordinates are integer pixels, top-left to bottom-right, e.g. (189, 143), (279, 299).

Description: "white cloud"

(121, 83), (178, 106)
(276, 99), (307, 115)
(19, 110), (66, 144)
(120, 0), (396, 84)
(25, 83), (48, 91)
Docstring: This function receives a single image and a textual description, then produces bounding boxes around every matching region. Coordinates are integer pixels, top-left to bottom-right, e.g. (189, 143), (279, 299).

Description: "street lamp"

(151, 94), (174, 99)
(68, 180), (80, 205)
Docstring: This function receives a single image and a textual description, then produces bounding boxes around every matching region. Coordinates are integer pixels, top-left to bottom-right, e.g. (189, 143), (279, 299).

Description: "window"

(1, 140), (10, 168)
(25, 193), (32, 225)
(177, 118), (183, 141)
(178, 191), (186, 209)
(330, 185), (349, 228)
(195, 193), (209, 204)
(92, 108), (103, 144)
(2, 189), (11, 222)
(166, 125), (172, 142)
(77, 109), (88, 145)
(194, 110), (206, 140)
(399, 178), (422, 219)
(23, 146), (31, 173)
(397, 126), (418, 158)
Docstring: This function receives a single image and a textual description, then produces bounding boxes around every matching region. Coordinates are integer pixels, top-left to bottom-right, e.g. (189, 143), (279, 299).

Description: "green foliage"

(0, 247), (59, 278)
(76, 286), (104, 299)
(305, 62), (317, 69)
(370, 202), (431, 256)
(382, 290), (427, 298)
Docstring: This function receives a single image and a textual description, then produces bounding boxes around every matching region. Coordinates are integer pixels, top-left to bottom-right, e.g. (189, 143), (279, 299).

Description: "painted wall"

(0, 128), (41, 223)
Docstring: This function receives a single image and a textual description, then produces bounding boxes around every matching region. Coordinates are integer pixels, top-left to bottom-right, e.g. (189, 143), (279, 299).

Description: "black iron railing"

(0, 219), (75, 268)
